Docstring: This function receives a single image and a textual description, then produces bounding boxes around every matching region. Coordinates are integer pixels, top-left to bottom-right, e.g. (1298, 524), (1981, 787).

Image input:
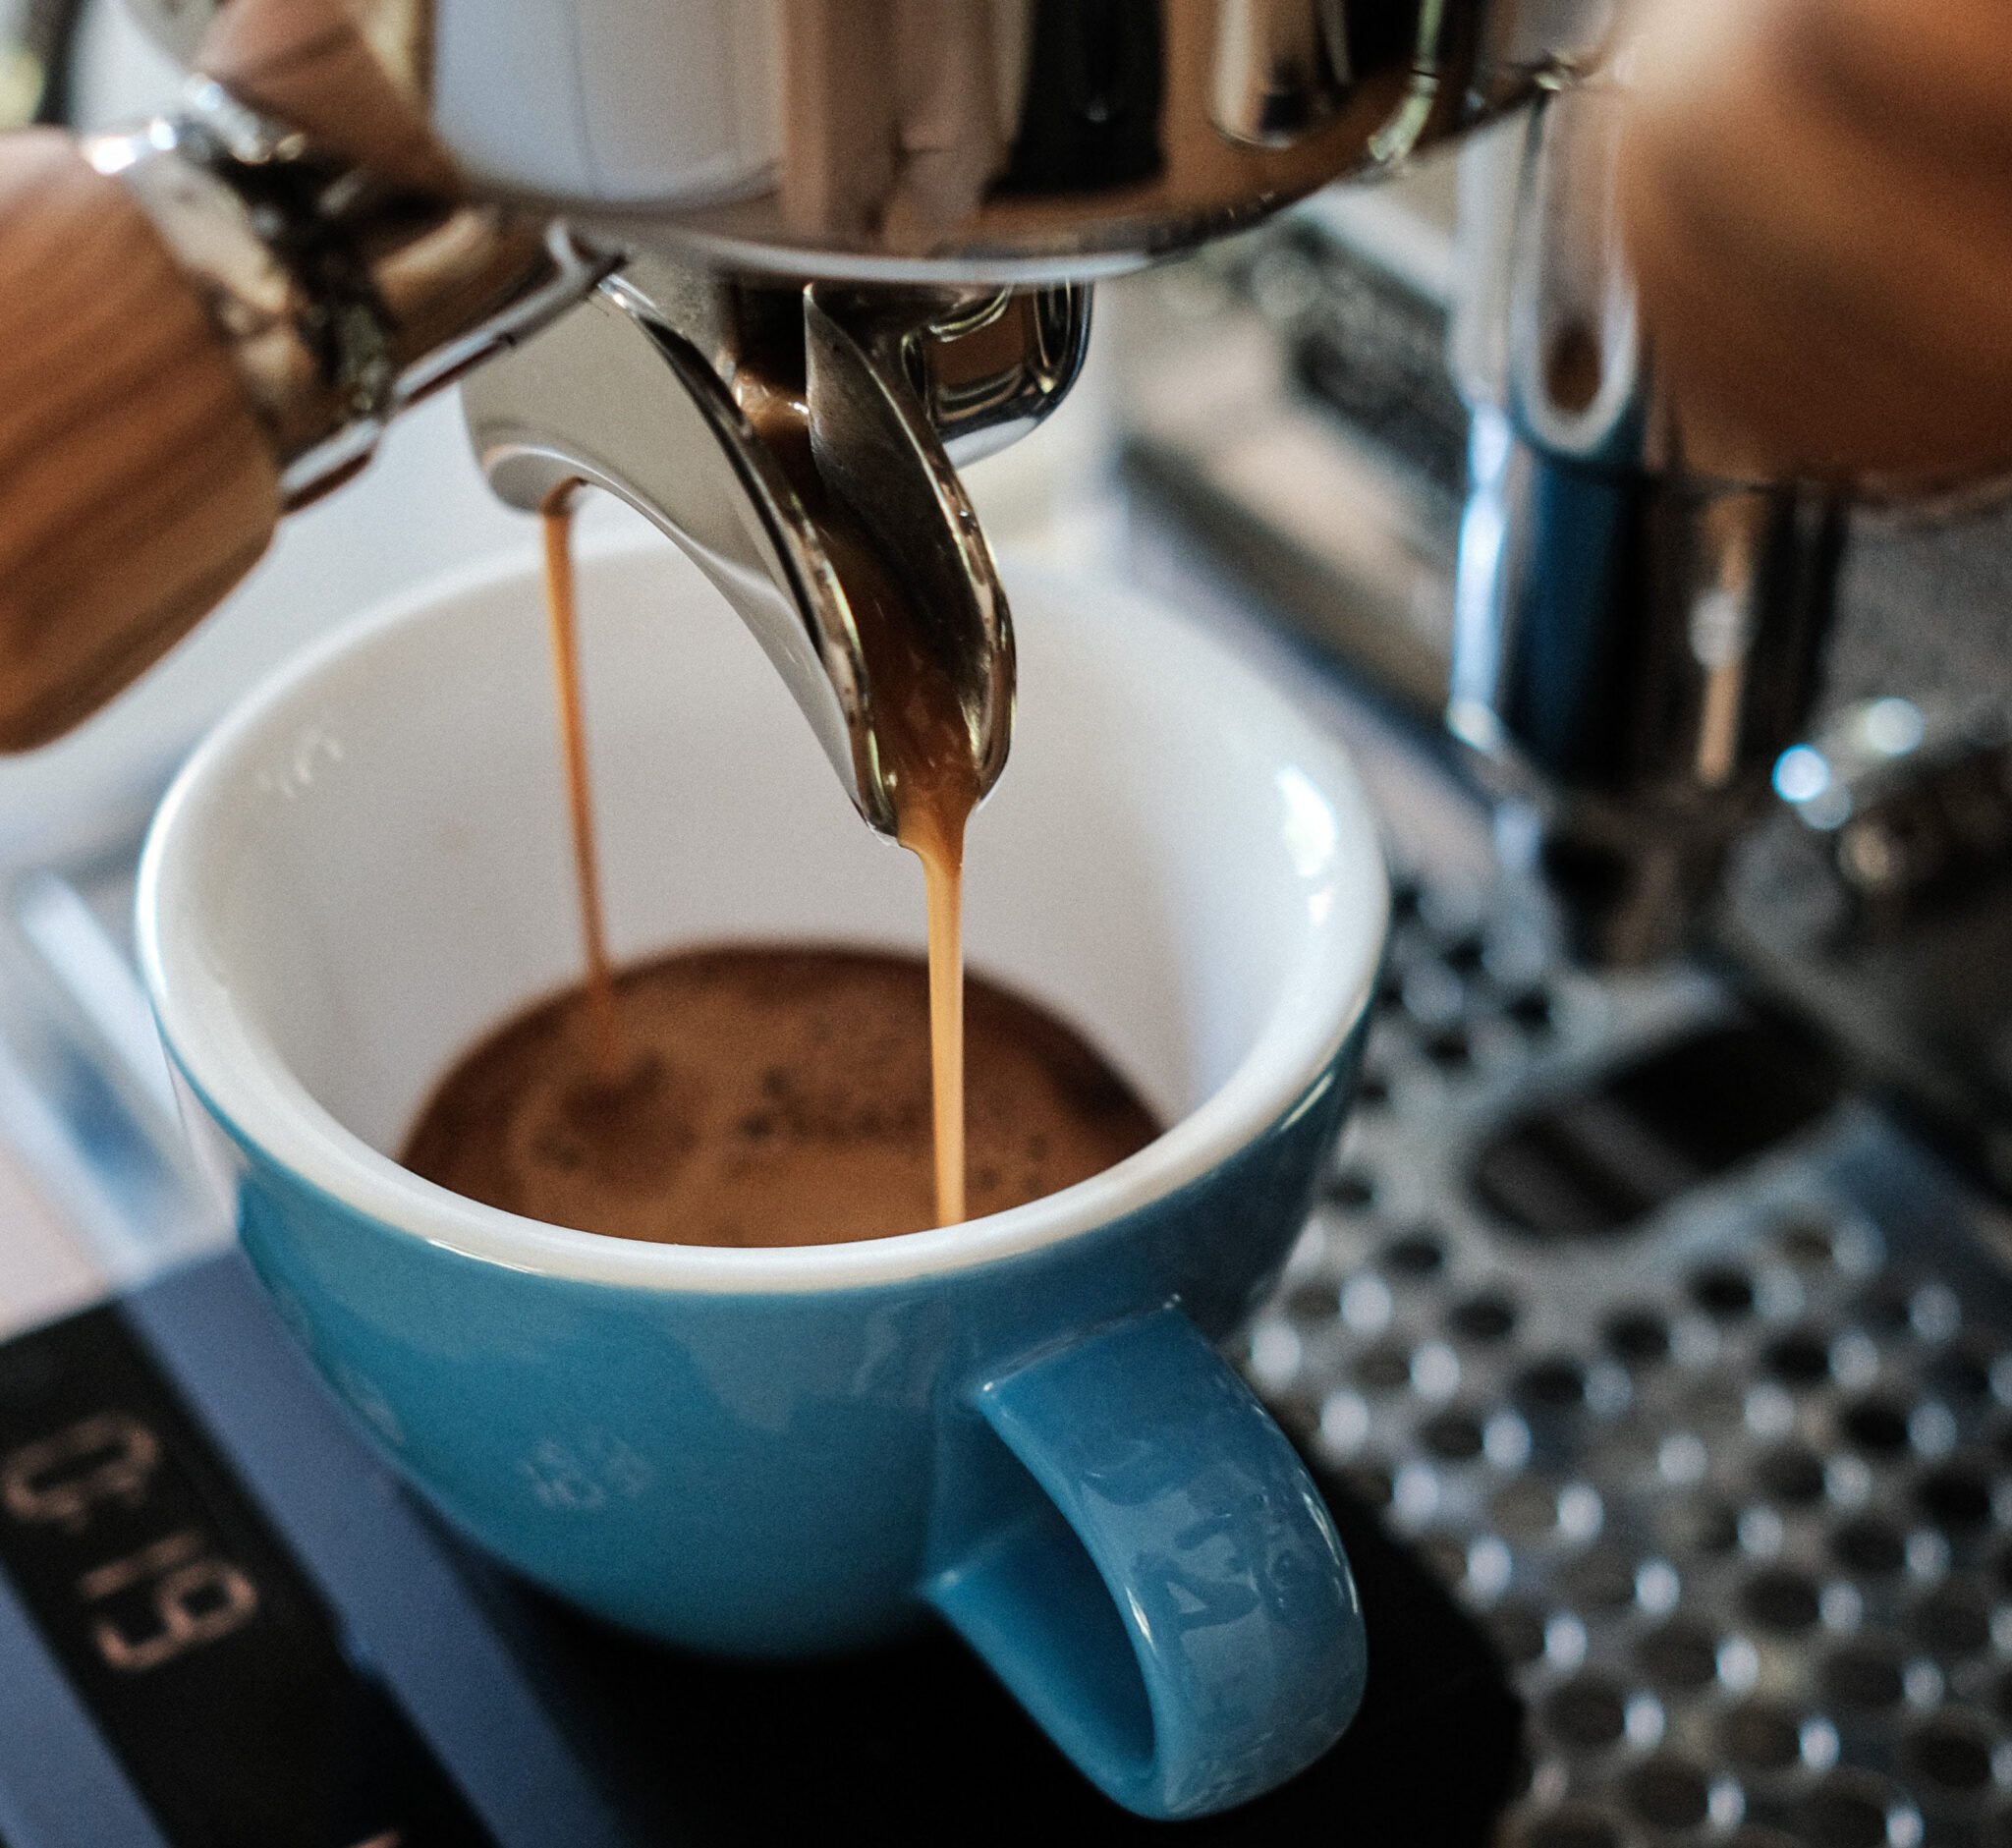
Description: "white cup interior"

(140, 533), (1386, 1290)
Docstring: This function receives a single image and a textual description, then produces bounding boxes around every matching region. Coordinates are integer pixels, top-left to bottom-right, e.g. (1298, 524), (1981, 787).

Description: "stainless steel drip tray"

(1248, 866), (2012, 1848)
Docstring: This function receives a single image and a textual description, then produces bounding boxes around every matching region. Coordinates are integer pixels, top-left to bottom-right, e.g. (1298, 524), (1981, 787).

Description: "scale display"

(0, 1302), (493, 1848)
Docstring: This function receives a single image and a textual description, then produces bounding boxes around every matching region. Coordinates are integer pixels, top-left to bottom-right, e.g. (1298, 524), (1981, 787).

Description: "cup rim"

(138, 534), (1386, 1295)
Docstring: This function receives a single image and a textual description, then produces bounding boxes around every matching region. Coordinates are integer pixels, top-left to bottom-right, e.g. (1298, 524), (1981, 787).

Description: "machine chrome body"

(82, 81), (610, 510)
(1263, 856), (2012, 1848)
(1447, 88), (1847, 965)
(123, 0), (1613, 280)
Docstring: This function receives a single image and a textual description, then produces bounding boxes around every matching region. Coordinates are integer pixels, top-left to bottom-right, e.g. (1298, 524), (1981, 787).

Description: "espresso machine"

(8, 2), (2012, 1844)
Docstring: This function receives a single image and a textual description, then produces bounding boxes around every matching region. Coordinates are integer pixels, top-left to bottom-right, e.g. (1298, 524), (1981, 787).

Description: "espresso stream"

(406, 495), (1153, 1246)
(539, 500), (621, 1077)
(734, 372), (981, 1228)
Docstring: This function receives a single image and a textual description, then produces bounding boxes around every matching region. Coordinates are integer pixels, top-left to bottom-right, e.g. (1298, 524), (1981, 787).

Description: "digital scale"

(0, 1252), (1515, 1847)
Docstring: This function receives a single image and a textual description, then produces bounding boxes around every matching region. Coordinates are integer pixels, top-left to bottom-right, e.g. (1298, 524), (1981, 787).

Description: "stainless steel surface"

(1452, 414), (1845, 967)
(118, 0), (1608, 283)
(1102, 93), (2012, 1187)
(84, 80), (610, 509)
(90, 0), (1593, 821)
(1207, 0), (1356, 148)
(465, 257), (1076, 833)
(582, 0), (1605, 282)
(1721, 699), (2012, 1206)
(1768, 699), (2010, 937)
(903, 283), (1093, 470)
(1247, 853), (2012, 1848)
(1446, 85), (1847, 967)
(1109, 216), (1462, 713)
(81, 0), (1610, 822)
(466, 266), (884, 827)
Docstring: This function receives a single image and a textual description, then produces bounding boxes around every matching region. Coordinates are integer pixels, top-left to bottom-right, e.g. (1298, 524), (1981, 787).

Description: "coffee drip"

(538, 494), (623, 1079)
(531, 479), (985, 1231)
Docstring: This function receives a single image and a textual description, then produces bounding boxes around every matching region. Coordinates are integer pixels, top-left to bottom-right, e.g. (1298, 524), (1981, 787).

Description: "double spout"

(463, 263), (1088, 834)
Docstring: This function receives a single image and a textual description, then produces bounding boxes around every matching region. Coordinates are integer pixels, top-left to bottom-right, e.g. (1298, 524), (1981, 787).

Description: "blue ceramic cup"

(138, 536), (1388, 1819)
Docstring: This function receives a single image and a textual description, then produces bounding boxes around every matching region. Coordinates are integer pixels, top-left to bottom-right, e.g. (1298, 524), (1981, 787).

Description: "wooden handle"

(0, 130), (280, 752)
(1618, 0), (2012, 485)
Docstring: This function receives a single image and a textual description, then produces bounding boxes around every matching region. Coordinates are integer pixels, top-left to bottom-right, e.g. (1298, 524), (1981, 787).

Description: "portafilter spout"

(463, 258), (1086, 835)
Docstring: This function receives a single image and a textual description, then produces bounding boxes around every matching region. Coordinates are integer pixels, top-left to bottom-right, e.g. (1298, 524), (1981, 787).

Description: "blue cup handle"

(922, 1306), (1367, 1820)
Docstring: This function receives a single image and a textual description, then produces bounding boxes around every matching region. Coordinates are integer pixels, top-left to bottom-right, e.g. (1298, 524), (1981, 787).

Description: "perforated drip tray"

(1245, 871), (2012, 1848)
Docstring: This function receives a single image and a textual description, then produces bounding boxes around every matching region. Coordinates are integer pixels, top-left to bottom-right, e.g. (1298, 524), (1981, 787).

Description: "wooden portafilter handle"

(0, 129), (281, 752)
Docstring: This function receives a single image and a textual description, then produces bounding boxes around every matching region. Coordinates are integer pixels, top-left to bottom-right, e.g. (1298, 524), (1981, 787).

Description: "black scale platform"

(0, 1251), (1518, 1848)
